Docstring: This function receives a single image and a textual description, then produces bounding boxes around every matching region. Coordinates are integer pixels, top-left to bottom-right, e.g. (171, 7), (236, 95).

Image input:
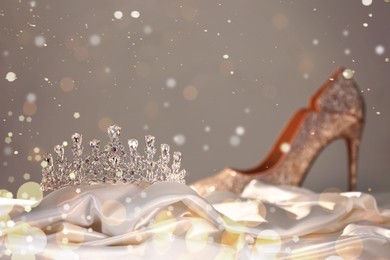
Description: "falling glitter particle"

(173, 134), (186, 146)
(89, 34), (101, 46)
(131, 11), (140, 18)
(375, 45), (385, 55)
(26, 93), (37, 103)
(312, 39), (319, 45)
(143, 25), (153, 35)
(363, 23), (368, 27)
(235, 126), (245, 136)
(4, 146), (13, 156)
(5, 72), (17, 82)
(34, 35), (46, 47)
(362, 0), (373, 6)
(229, 135), (241, 147)
(166, 78), (177, 89)
(114, 11), (123, 19)
(73, 112), (80, 119)
(183, 85), (198, 100)
(223, 54), (229, 59)
(203, 145), (210, 151)
(342, 30), (349, 37)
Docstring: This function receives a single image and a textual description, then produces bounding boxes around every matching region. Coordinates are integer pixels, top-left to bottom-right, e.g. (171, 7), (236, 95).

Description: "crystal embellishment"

(40, 124), (187, 191)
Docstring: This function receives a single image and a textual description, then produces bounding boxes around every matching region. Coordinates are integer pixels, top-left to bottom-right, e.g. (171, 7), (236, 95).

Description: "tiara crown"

(40, 124), (186, 191)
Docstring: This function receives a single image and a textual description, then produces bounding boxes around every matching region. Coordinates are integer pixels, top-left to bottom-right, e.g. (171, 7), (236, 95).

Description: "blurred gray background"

(1, 0), (389, 194)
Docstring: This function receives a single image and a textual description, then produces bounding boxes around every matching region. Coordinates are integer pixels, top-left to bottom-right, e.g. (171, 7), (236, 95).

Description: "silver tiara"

(40, 124), (186, 191)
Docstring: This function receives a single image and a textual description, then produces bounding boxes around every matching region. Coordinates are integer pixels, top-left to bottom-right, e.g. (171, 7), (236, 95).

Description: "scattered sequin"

(131, 11), (140, 19)
(73, 112), (80, 119)
(114, 11), (123, 19)
(362, 0), (373, 6)
(5, 72), (17, 82)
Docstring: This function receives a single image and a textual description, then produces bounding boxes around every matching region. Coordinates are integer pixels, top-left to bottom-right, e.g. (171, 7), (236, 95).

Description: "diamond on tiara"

(40, 124), (186, 191)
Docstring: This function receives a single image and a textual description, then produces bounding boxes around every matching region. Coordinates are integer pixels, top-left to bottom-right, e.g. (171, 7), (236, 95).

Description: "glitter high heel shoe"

(191, 67), (365, 197)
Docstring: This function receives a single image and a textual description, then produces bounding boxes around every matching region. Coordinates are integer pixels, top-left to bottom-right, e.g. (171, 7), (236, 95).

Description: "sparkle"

(5, 72), (17, 82)
(5, 137), (12, 144)
(183, 85), (198, 100)
(312, 39), (319, 45)
(342, 69), (354, 79)
(229, 135), (240, 147)
(131, 10), (140, 19)
(26, 235), (33, 243)
(235, 126), (245, 136)
(26, 93), (37, 103)
(73, 112), (80, 119)
(362, 0), (372, 6)
(280, 142), (291, 153)
(143, 25), (153, 35)
(375, 45), (385, 55)
(34, 35), (46, 47)
(223, 54), (229, 59)
(69, 172), (76, 180)
(363, 22), (368, 27)
(173, 134), (186, 146)
(41, 160), (48, 168)
(166, 77), (177, 89)
(114, 11), (123, 19)
(89, 34), (101, 46)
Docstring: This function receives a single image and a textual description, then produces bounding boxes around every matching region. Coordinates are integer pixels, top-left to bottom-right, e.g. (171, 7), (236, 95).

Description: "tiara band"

(40, 124), (186, 191)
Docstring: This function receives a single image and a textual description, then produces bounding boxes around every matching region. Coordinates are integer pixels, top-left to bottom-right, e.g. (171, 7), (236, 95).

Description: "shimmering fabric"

(1, 181), (389, 259)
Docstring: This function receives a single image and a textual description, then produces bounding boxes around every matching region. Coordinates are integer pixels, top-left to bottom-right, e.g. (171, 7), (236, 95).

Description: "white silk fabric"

(1, 181), (390, 259)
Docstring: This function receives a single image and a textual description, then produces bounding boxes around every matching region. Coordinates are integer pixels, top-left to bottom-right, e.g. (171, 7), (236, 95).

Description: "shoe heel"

(345, 123), (363, 191)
